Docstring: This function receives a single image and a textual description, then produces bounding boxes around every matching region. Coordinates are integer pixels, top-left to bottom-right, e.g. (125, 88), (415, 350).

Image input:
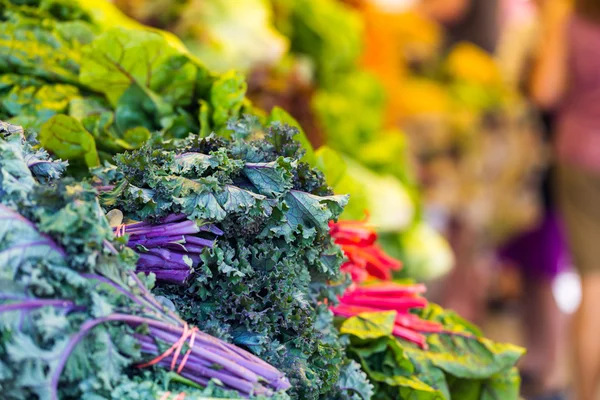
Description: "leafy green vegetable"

(79, 27), (198, 108)
(268, 106), (315, 166)
(39, 114), (100, 168)
(338, 305), (524, 399)
(272, 0), (363, 87)
(340, 311), (396, 340)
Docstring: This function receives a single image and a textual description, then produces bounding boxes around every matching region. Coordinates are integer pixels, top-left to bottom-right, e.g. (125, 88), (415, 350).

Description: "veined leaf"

(283, 190), (348, 232)
(340, 311), (396, 340)
(419, 304), (525, 380)
(216, 185), (266, 213)
(80, 27), (198, 108)
(243, 158), (294, 197)
(480, 367), (521, 400)
(39, 115), (100, 167)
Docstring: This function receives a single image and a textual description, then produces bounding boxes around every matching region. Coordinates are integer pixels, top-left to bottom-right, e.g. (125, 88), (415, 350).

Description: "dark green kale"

(95, 118), (355, 399)
(0, 128), (292, 400)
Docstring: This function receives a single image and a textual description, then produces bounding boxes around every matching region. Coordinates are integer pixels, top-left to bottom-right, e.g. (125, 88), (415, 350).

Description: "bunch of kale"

(94, 117), (372, 399)
(0, 125), (293, 399)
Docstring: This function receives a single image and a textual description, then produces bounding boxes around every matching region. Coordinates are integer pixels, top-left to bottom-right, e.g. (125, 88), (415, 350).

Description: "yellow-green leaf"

(340, 311), (396, 340)
(39, 114), (99, 167)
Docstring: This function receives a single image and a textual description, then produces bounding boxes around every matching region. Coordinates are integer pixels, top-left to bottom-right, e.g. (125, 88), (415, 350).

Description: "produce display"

(0, 1), (526, 399)
(96, 119), (354, 399)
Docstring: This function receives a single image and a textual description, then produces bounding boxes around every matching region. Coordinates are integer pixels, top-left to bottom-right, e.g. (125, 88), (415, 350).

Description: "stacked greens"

(0, 126), (292, 399)
(94, 117), (374, 399)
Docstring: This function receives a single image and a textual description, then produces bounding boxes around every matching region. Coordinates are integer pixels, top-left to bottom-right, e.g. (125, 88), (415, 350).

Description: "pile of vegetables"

(0, 1), (526, 399)
(0, 128), (290, 399)
(1, 116), (525, 400)
(330, 220), (524, 399)
(94, 118), (366, 398)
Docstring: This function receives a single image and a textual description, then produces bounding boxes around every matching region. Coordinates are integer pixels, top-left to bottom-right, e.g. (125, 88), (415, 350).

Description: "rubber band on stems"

(114, 224), (126, 238)
(136, 322), (198, 375)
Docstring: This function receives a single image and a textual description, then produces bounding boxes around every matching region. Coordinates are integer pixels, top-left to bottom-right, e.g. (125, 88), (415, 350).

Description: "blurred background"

(109, 0), (592, 398)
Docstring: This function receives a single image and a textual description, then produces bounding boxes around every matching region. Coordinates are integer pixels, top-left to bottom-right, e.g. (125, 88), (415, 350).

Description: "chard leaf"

(447, 377), (482, 400)
(340, 311), (396, 340)
(374, 373), (443, 400)
(114, 83), (172, 133)
(79, 27), (197, 107)
(347, 335), (440, 399)
(419, 305), (525, 380)
(424, 334), (524, 380)
(122, 126), (151, 149)
(480, 367), (521, 399)
(39, 114), (100, 167)
(2, 82), (81, 130)
(403, 347), (450, 399)
(0, 18), (81, 85)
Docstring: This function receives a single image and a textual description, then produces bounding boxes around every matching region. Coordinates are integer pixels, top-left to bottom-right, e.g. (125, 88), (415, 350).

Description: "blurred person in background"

(420, 1), (571, 398)
(497, 1), (570, 398)
(530, 0), (600, 399)
(497, 112), (569, 400)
